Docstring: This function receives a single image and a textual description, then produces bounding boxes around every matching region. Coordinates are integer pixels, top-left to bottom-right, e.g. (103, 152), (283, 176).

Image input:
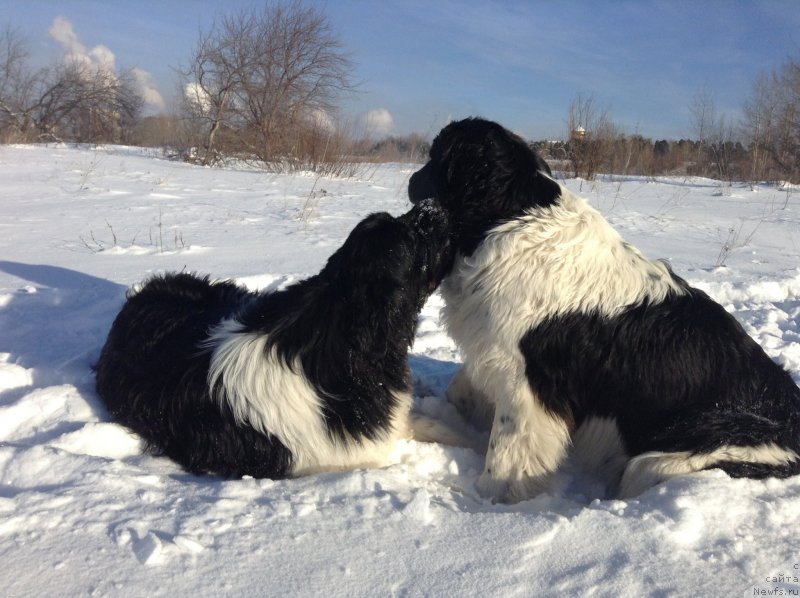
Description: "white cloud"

(48, 16), (85, 56)
(48, 16), (164, 110)
(49, 16), (116, 73)
(132, 68), (165, 110)
(184, 82), (212, 115)
(89, 45), (116, 73)
(361, 108), (394, 136)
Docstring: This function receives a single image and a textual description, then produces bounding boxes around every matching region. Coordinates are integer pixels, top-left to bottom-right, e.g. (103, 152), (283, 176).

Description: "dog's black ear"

(514, 160), (561, 211)
(326, 212), (398, 272)
(493, 127), (561, 212)
(440, 119), (561, 212)
(535, 152), (553, 177)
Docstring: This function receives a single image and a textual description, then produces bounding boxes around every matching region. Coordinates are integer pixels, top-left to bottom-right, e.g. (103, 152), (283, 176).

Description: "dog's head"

(408, 117), (561, 255)
(397, 198), (456, 296)
(326, 200), (454, 307)
(329, 199), (452, 298)
(322, 200), (453, 356)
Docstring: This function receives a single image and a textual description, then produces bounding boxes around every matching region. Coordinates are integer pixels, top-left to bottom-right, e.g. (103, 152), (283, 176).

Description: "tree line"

(1, 2), (798, 183)
(546, 64), (799, 184)
(534, 134), (753, 182)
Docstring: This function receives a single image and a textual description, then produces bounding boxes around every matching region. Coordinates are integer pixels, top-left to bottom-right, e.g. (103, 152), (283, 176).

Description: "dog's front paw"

(476, 470), (554, 504)
(475, 471), (510, 503)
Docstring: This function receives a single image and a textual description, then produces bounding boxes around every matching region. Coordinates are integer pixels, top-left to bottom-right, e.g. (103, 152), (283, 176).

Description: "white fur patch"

(619, 443), (800, 498)
(442, 187), (684, 348)
(206, 319), (411, 476)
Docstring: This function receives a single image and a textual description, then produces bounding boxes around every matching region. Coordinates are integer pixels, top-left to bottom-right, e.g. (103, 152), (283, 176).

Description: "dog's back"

(95, 273), (293, 478)
(96, 273), (249, 416)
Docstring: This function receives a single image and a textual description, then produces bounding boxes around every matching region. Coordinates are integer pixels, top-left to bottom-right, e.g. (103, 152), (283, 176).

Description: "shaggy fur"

(95, 200), (453, 478)
(409, 117), (800, 501)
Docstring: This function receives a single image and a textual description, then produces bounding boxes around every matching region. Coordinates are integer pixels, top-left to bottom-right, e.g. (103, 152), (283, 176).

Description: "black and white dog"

(95, 200), (452, 479)
(409, 117), (800, 501)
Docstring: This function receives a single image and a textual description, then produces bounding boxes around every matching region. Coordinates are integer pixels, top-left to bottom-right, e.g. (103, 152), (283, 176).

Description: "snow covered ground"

(1, 144), (798, 597)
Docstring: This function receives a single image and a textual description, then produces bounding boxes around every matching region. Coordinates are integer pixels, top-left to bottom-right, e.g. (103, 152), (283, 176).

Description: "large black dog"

(95, 200), (452, 478)
(409, 117), (800, 501)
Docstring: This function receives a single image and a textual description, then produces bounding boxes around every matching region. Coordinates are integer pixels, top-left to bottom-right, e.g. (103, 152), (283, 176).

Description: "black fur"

(411, 117), (800, 491)
(409, 117), (559, 256)
(95, 200), (453, 478)
(520, 286), (800, 477)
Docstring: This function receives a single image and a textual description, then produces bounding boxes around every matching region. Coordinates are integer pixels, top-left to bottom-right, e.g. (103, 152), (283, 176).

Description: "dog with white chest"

(95, 199), (453, 479)
(409, 117), (800, 501)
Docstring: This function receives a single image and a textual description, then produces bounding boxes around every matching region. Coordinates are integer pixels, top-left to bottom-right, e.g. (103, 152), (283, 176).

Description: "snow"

(1, 144), (799, 596)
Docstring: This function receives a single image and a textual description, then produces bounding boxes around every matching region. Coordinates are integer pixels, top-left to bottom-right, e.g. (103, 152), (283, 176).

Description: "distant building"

(570, 126), (586, 141)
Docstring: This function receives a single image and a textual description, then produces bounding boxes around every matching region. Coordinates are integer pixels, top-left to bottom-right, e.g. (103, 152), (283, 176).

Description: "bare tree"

(1, 24), (143, 144)
(688, 88), (717, 177)
(742, 72), (780, 181)
(743, 57), (800, 183)
(33, 61), (143, 143)
(566, 93), (617, 179)
(0, 25), (44, 140)
(179, 16), (248, 164)
(690, 88), (717, 146)
(131, 114), (185, 149)
(179, 1), (356, 166)
(764, 57), (800, 183)
(689, 88), (742, 182)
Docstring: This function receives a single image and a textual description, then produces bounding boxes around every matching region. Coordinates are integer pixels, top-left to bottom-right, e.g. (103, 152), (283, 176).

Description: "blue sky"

(3, 0), (800, 140)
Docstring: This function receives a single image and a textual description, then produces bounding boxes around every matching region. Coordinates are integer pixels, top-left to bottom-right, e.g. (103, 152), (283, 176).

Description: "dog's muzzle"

(408, 163), (436, 204)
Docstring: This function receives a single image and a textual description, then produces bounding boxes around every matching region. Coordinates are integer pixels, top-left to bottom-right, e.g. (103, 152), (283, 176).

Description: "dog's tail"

(620, 409), (800, 497)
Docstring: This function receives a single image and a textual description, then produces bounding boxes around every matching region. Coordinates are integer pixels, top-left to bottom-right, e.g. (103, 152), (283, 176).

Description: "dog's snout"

(408, 164), (436, 204)
(408, 171), (422, 204)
